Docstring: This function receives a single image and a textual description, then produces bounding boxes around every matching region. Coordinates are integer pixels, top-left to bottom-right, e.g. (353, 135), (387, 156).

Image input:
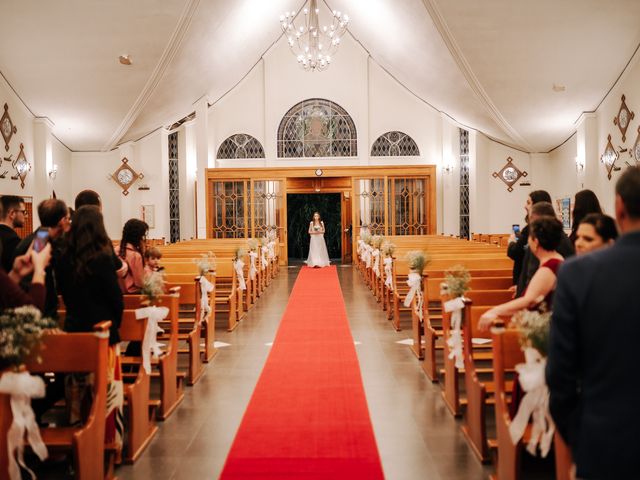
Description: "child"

(144, 246), (164, 275)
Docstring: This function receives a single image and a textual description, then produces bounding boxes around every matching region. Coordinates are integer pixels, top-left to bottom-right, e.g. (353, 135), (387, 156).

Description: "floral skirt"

(66, 344), (124, 462)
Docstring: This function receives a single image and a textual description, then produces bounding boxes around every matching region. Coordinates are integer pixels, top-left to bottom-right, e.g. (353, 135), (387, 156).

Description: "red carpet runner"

(220, 266), (384, 479)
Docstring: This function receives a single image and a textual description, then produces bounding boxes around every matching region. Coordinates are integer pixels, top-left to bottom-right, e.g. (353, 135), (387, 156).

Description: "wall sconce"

(48, 164), (58, 180)
(575, 156), (585, 172)
(443, 161), (454, 174)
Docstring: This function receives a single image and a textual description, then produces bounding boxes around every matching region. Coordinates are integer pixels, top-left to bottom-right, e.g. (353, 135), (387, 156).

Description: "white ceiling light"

(280, 0), (349, 71)
(119, 55), (132, 65)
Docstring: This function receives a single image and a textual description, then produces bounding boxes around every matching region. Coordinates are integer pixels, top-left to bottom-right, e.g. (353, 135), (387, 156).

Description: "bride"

(305, 212), (331, 268)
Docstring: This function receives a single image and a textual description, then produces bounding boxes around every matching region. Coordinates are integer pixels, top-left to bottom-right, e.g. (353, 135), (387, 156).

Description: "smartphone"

(512, 224), (521, 238)
(33, 227), (50, 253)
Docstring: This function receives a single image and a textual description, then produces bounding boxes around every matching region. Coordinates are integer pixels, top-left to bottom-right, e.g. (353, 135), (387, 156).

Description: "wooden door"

(341, 192), (352, 264)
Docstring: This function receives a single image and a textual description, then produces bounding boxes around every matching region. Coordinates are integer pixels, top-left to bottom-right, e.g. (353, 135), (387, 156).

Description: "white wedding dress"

(305, 221), (331, 267)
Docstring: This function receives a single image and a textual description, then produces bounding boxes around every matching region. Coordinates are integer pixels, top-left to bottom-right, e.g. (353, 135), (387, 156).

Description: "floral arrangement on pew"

(136, 271), (169, 373)
(194, 252), (216, 325)
(247, 239), (260, 281)
(141, 271), (166, 305)
(259, 237), (269, 270)
(404, 251), (430, 323)
(234, 247), (247, 291)
(195, 251), (216, 276)
(0, 306), (57, 478)
(508, 307), (554, 457)
(381, 241), (396, 291)
(359, 231), (373, 268)
(370, 235), (383, 277)
(440, 265), (471, 369)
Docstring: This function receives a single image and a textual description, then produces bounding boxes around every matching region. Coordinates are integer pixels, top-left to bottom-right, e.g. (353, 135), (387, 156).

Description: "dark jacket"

(507, 225), (529, 285)
(546, 231), (640, 479)
(0, 268), (45, 310)
(0, 224), (20, 272)
(515, 231), (575, 297)
(14, 231), (61, 319)
(55, 251), (123, 344)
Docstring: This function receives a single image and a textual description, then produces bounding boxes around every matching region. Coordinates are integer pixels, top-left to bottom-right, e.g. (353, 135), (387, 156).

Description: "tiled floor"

(112, 266), (494, 479)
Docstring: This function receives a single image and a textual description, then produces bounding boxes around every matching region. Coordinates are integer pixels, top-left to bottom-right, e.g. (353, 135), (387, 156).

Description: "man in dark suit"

(14, 199), (70, 318)
(547, 166), (640, 478)
(0, 195), (26, 271)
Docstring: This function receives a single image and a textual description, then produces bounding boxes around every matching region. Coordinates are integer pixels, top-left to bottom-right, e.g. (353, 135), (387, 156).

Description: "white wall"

(544, 50), (640, 218)
(0, 74), (72, 220)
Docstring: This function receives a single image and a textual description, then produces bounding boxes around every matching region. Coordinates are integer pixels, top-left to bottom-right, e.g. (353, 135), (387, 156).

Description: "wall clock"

(633, 126), (640, 164)
(600, 134), (619, 180)
(11, 144), (30, 189)
(1, 103), (17, 152)
(492, 157), (528, 192)
(614, 95), (635, 142)
(111, 157), (143, 195)
(314, 168), (323, 176)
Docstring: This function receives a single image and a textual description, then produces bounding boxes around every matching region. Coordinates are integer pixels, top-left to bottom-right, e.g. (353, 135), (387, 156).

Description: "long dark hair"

(65, 205), (114, 279)
(526, 190), (552, 223)
(119, 219), (148, 259)
(571, 190), (602, 241)
(579, 213), (618, 243)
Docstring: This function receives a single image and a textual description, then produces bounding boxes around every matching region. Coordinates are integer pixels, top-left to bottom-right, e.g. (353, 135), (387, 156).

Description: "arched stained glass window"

(277, 98), (357, 158)
(371, 131), (420, 157)
(217, 134), (265, 159)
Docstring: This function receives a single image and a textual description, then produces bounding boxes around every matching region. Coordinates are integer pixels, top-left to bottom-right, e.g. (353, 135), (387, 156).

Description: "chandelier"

(280, 0), (349, 71)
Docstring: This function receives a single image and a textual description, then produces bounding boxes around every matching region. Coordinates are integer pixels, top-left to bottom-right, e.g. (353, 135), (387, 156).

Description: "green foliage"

(371, 235), (383, 248)
(194, 251), (216, 276)
(0, 306), (57, 370)
(406, 250), (430, 274)
(381, 241), (396, 257)
(247, 238), (259, 251)
(141, 271), (166, 304)
(235, 247), (247, 260)
(444, 265), (471, 298)
(511, 308), (551, 357)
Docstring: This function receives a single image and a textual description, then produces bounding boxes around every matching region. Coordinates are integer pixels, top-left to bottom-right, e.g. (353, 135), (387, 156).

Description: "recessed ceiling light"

(119, 55), (132, 65)
(552, 83), (566, 92)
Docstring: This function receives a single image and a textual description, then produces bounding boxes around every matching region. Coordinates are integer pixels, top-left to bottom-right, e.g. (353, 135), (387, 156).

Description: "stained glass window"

(217, 134), (265, 159)
(459, 129), (470, 239)
(388, 178), (428, 235)
(277, 98), (357, 158)
(210, 180), (249, 238)
(168, 132), (180, 243)
(371, 131), (420, 157)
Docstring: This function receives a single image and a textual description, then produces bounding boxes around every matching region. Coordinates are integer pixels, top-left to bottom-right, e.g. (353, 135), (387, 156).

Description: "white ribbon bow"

(383, 257), (393, 290)
(249, 251), (258, 280)
(404, 271), (424, 322)
(363, 245), (372, 268)
(199, 275), (214, 325)
(260, 247), (268, 269)
(267, 241), (276, 260)
(135, 306), (168, 374)
(0, 371), (48, 480)
(372, 249), (381, 277)
(443, 296), (467, 369)
(509, 347), (555, 457)
(234, 259), (246, 291)
(357, 240), (364, 257)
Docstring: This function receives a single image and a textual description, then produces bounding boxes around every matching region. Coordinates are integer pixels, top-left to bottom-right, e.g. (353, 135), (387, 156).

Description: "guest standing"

(569, 189), (602, 244)
(547, 166), (640, 478)
(55, 205), (124, 459)
(0, 195), (27, 271)
(573, 213), (617, 255)
(507, 190), (552, 286)
(118, 219), (149, 294)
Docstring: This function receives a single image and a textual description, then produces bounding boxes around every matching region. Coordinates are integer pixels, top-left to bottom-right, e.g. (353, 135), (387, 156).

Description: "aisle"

(220, 266), (385, 479)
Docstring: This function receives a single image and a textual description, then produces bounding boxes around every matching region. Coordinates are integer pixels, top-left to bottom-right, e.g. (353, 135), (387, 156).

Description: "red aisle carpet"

(220, 266), (385, 479)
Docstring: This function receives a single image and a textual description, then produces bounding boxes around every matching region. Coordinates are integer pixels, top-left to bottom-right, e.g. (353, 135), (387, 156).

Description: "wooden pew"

(163, 279), (207, 386)
(122, 294), (184, 419)
(0, 322), (112, 480)
(119, 311), (159, 463)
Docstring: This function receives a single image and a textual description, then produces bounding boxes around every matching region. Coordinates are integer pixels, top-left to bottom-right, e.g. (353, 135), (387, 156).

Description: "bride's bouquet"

(313, 225), (321, 232)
